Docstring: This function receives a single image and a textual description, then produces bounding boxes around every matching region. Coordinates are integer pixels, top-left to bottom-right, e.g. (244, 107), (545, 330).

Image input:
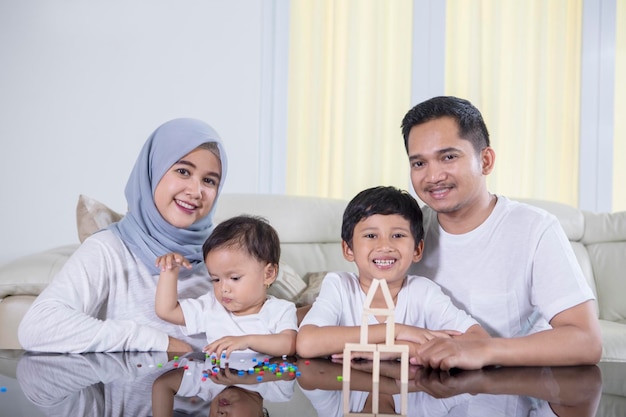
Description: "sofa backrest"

(214, 193), (357, 278)
(581, 210), (626, 322)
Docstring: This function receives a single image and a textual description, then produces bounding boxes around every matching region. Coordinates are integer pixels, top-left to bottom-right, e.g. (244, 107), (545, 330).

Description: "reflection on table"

(1, 349), (624, 416)
(297, 358), (604, 417)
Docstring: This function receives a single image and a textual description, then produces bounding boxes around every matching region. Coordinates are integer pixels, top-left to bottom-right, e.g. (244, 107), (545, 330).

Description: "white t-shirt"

(300, 272), (478, 332)
(18, 230), (211, 352)
(410, 196), (595, 337)
(179, 292), (297, 348)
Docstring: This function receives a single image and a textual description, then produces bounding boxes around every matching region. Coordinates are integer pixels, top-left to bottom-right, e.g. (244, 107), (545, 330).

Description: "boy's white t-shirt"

(299, 272), (478, 332)
(410, 196), (595, 337)
(179, 293), (297, 348)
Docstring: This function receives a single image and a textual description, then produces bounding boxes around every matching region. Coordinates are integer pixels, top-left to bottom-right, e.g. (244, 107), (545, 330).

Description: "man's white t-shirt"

(410, 196), (595, 337)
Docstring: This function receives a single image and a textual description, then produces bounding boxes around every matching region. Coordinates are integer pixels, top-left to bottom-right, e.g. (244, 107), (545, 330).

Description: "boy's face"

(206, 246), (276, 316)
(342, 214), (422, 284)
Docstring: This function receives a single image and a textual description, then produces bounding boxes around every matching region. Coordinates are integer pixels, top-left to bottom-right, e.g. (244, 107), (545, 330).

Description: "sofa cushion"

(295, 271), (327, 307)
(267, 263), (307, 302)
(76, 194), (123, 243)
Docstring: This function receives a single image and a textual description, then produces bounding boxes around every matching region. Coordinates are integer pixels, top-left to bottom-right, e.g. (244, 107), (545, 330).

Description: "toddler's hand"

(156, 253), (191, 272)
(203, 336), (250, 359)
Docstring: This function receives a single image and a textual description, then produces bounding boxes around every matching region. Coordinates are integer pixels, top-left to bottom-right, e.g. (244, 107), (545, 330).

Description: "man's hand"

(412, 338), (491, 370)
(167, 336), (192, 353)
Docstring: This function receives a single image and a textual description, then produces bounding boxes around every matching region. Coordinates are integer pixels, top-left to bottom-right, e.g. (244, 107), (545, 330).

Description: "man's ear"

(413, 240), (424, 262)
(481, 146), (496, 175)
(342, 240), (355, 262)
(263, 263), (278, 286)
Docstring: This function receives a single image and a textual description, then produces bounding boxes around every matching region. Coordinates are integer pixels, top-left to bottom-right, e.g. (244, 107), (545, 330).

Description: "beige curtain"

(445, 0), (582, 206)
(614, 0), (626, 212)
(287, 0), (413, 199)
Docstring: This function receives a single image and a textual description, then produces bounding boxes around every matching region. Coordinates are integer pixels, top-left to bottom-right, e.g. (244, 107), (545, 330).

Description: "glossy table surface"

(0, 349), (624, 417)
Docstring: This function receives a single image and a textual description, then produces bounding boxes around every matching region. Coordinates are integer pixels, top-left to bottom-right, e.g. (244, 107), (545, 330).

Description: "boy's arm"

(155, 253), (190, 326)
(414, 300), (601, 370)
(205, 329), (297, 358)
(297, 323), (423, 358)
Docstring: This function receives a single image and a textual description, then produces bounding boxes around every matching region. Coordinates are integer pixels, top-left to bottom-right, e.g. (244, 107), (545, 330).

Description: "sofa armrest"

(0, 245), (78, 349)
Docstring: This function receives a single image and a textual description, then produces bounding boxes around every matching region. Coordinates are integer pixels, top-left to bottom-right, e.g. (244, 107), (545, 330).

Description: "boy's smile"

(343, 214), (422, 285)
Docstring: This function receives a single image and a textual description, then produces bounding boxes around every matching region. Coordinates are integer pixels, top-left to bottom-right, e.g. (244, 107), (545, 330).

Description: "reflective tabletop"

(0, 349), (623, 417)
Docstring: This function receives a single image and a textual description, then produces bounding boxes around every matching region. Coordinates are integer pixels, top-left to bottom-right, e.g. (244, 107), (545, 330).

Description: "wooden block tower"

(342, 278), (409, 416)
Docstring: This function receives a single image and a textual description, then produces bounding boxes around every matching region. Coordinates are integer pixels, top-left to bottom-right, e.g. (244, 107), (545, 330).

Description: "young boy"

(297, 186), (488, 361)
(155, 215), (297, 358)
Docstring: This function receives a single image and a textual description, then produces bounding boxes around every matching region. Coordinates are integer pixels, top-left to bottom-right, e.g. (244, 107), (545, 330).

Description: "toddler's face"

(343, 214), (422, 285)
(206, 247), (275, 316)
(209, 386), (264, 417)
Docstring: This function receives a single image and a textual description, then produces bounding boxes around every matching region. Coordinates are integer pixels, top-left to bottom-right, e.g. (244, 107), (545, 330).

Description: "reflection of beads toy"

(199, 358), (303, 383)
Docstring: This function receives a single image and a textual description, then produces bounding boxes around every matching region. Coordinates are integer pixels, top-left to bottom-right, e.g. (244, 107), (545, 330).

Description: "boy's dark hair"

(401, 96), (490, 154)
(202, 215), (280, 266)
(341, 186), (424, 249)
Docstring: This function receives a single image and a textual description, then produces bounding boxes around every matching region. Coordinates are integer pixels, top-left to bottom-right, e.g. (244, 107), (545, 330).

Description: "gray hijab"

(108, 118), (228, 276)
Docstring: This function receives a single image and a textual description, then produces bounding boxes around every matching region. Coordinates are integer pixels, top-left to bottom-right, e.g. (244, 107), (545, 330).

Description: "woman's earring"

(266, 283), (271, 289)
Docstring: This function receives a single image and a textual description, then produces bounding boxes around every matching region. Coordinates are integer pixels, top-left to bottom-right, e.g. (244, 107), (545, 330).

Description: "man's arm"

(413, 300), (602, 370)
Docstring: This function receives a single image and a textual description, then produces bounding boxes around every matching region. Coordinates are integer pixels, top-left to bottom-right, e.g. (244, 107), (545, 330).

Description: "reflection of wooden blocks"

(342, 279), (409, 416)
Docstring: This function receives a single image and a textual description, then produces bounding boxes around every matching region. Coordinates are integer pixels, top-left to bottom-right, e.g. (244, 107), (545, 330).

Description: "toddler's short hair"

(202, 215), (280, 266)
(341, 186), (423, 249)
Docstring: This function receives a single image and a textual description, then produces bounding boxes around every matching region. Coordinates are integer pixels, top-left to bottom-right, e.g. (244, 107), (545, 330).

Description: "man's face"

(406, 116), (489, 216)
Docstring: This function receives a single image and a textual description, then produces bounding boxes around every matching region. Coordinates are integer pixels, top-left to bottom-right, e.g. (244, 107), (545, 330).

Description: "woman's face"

(154, 147), (222, 228)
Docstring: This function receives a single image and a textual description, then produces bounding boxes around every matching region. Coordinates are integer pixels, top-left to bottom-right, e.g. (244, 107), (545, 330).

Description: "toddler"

(156, 215), (297, 358)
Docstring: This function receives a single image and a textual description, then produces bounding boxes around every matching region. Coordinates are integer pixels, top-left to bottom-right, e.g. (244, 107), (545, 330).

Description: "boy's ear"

(342, 240), (355, 262)
(264, 263), (278, 286)
(413, 240), (424, 262)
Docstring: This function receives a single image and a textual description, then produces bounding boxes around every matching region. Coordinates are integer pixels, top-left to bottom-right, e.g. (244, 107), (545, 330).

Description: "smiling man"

(400, 96), (602, 370)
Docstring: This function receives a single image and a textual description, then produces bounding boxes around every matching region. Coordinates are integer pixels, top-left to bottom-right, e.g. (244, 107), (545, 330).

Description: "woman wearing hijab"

(18, 118), (228, 353)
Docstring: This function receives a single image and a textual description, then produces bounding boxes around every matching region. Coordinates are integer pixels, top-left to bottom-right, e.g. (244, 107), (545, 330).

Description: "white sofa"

(1, 193), (625, 362)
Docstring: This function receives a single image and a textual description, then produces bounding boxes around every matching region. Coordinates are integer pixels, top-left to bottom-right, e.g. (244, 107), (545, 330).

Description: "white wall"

(0, 1), (270, 264)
